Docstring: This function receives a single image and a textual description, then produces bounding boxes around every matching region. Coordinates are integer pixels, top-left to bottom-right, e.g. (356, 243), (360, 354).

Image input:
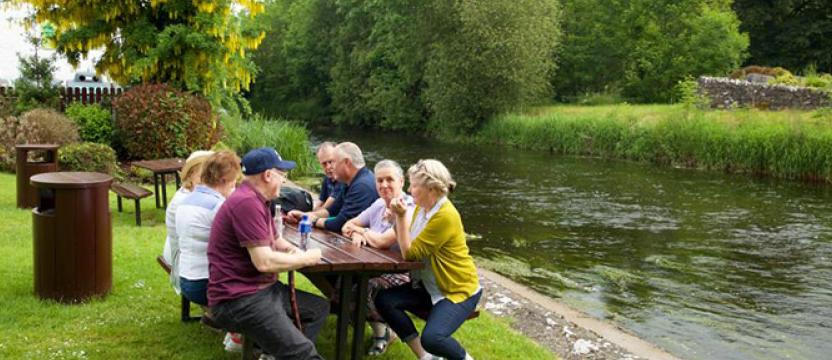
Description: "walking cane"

(289, 270), (303, 332)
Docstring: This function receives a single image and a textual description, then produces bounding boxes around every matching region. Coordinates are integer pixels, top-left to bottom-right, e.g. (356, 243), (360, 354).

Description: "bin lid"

(30, 172), (113, 189)
(16, 144), (60, 151)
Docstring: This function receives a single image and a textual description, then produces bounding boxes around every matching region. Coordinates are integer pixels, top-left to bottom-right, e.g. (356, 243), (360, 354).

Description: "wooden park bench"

(111, 182), (153, 226)
(156, 255), (202, 322)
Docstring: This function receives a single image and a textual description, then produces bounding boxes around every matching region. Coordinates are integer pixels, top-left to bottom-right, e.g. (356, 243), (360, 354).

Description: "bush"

(219, 113), (318, 178)
(112, 84), (222, 160)
(0, 95), (14, 118)
(65, 103), (113, 145)
(729, 65), (791, 79)
(0, 109), (79, 171)
(19, 108), (80, 146)
(59, 142), (122, 178)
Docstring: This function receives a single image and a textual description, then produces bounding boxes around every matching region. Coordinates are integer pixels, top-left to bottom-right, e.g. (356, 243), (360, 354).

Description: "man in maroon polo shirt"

(208, 147), (328, 360)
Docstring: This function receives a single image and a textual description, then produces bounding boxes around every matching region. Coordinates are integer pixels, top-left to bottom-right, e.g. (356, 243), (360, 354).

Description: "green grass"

(477, 104), (832, 182)
(0, 172), (551, 359)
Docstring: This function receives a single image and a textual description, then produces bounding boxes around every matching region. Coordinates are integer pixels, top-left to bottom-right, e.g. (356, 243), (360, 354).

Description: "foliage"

(733, 0), (832, 74)
(766, 65), (832, 90)
(0, 116), (34, 171)
(729, 65), (792, 79)
(674, 77), (709, 109)
(13, 35), (61, 114)
(574, 89), (625, 106)
(248, 0), (336, 124)
(421, 0), (561, 135)
(219, 112), (317, 178)
(58, 142), (122, 178)
(478, 104), (832, 182)
(19, 108), (79, 145)
(555, 0), (748, 103)
(112, 84), (221, 160)
(251, 0), (561, 135)
(0, 95), (14, 119)
(65, 103), (113, 145)
(0, 109), (79, 171)
(11, 0), (268, 105)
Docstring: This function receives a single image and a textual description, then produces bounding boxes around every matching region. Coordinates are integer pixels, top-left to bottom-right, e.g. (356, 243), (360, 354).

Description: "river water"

(312, 129), (832, 360)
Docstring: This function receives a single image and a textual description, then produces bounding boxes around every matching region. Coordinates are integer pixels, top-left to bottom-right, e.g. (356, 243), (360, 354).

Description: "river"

(312, 129), (832, 360)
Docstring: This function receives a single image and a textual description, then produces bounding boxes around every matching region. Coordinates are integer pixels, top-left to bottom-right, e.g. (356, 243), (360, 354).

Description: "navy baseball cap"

(241, 147), (297, 175)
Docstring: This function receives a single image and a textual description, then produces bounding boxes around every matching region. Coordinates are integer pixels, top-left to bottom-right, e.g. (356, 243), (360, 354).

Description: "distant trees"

(250, 0), (561, 135)
(733, 0), (832, 74)
(554, 0), (748, 103)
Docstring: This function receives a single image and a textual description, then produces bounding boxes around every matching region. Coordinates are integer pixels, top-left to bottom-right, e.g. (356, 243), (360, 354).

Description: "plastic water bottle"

(299, 214), (312, 250)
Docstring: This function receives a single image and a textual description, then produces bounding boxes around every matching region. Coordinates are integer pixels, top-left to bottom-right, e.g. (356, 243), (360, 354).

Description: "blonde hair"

(180, 151), (214, 190)
(408, 159), (456, 196)
(201, 151), (241, 187)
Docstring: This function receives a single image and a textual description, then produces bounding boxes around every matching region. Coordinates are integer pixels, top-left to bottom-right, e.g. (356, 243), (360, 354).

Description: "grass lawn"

(0, 172), (552, 359)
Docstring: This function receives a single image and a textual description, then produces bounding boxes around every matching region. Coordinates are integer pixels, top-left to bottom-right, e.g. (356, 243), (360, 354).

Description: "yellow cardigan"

(406, 200), (479, 303)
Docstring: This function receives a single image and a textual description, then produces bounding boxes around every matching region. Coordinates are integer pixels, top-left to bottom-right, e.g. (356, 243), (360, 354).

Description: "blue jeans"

(375, 284), (482, 360)
(180, 277), (208, 306)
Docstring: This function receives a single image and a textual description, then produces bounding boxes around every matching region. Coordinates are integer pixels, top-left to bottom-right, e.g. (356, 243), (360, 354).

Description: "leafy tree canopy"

(733, 0), (832, 73)
(10, 0), (267, 102)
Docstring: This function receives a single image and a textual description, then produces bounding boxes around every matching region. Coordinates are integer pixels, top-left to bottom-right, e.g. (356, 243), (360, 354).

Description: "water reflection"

(313, 129), (832, 360)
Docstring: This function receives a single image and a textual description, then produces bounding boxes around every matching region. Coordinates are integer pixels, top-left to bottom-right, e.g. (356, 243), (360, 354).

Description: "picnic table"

(131, 158), (184, 208)
(282, 225), (423, 360)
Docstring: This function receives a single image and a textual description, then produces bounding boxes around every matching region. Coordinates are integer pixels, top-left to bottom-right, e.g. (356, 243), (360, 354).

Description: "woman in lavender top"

(342, 159), (415, 356)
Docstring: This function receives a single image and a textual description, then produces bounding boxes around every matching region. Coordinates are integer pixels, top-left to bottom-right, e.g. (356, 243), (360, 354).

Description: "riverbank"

(475, 104), (832, 182)
(478, 268), (678, 360)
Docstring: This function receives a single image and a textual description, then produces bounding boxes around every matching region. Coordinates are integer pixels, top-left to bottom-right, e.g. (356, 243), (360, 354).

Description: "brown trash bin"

(31, 172), (113, 303)
(16, 144), (60, 209)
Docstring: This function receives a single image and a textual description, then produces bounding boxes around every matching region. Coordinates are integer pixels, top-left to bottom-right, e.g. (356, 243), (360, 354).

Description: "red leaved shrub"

(112, 84), (222, 160)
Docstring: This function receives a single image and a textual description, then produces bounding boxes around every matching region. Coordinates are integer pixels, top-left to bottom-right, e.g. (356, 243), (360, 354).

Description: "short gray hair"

(336, 142), (365, 168)
(374, 159), (403, 179)
(316, 141), (336, 154)
(408, 159), (456, 195)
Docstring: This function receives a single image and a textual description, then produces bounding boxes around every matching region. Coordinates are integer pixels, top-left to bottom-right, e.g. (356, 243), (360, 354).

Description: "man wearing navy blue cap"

(208, 147), (328, 360)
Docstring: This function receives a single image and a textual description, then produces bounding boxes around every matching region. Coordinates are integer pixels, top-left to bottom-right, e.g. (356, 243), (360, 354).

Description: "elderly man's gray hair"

(335, 142), (365, 168)
(316, 141), (336, 154)
(374, 159), (403, 178)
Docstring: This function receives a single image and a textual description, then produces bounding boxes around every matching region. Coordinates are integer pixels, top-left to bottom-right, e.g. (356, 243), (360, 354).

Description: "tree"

(733, 0), (832, 73)
(10, 0), (267, 105)
(14, 30), (61, 114)
(554, 0), (748, 103)
(251, 0), (561, 134)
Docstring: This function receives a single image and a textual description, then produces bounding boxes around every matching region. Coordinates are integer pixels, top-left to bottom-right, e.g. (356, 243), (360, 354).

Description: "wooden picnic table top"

(282, 225), (424, 274)
(131, 158), (185, 173)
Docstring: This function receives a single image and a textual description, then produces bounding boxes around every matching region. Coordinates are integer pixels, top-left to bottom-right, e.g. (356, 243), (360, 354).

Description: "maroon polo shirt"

(207, 181), (277, 307)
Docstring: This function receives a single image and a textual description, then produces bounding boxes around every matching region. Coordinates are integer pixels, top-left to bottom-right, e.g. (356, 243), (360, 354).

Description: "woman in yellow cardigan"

(375, 159), (481, 360)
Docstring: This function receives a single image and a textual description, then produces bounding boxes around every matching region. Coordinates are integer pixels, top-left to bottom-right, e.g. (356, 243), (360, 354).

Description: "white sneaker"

(258, 355), (276, 360)
(223, 332), (243, 352)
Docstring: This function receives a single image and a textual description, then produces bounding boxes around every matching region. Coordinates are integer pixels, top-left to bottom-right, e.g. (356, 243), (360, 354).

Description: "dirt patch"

(478, 268), (679, 360)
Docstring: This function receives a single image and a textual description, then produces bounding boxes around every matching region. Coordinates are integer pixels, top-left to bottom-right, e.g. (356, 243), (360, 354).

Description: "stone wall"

(697, 76), (832, 110)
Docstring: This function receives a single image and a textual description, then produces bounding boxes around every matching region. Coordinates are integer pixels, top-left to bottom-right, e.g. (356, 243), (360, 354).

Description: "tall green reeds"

(220, 113), (319, 178)
(477, 105), (832, 182)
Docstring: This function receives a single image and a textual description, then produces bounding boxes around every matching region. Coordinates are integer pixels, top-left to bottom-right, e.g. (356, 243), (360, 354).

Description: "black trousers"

(212, 282), (330, 360)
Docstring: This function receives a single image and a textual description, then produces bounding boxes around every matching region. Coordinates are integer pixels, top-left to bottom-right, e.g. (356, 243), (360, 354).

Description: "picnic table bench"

(111, 182), (153, 226)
